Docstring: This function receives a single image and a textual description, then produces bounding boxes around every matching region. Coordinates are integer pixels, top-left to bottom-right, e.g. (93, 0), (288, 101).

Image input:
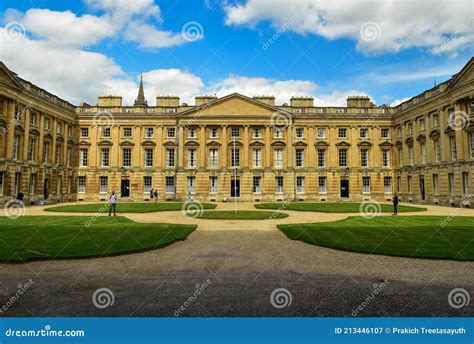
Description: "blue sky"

(0, 0), (472, 106)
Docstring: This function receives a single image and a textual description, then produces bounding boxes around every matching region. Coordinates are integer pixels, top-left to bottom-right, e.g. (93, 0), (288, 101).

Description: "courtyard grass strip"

(190, 210), (289, 220)
(277, 216), (474, 261)
(0, 216), (196, 262)
(44, 202), (217, 213)
(255, 202), (426, 213)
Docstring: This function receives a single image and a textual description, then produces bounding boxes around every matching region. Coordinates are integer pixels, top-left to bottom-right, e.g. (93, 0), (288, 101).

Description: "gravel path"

(0, 202), (473, 316)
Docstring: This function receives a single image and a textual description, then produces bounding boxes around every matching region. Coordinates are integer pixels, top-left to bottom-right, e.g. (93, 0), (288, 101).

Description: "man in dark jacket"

(392, 193), (399, 215)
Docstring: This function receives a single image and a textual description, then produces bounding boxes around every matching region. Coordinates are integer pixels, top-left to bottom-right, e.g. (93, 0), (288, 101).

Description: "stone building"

(0, 62), (78, 205)
(0, 58), (473, 205)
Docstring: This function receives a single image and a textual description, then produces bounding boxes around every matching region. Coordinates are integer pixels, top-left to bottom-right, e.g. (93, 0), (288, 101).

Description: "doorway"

(121, 179), (130, 197)
(340, 179), (349, 198)
(44, 178), (49, 200)
(231, 179), (240, 198)
(419, 176), (425, 201)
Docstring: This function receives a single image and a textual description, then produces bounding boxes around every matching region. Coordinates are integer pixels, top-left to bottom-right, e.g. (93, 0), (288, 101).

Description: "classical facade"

(0, 62), (78, 206)
(1, 58), (473, 206)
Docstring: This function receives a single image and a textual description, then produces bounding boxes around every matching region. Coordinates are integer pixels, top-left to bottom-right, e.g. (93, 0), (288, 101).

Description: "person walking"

(150, 188), (154, 200)
(108, 191), (118, 216)
(392, 193), (399, 215)
(153, 189), (159, 202)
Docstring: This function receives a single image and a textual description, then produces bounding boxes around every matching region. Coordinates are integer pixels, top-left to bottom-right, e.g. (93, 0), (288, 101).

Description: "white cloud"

(0, 27), (135, 105)
(370, 65), (459, 84)
(84, 0), (161, 19)
(3, 0), (190, 50)
(143, 69), (205, 104)
(314, 90), (370, 107)
(20, 9), (116, 47)
(123, 21), (185, 49)
(390, 97), (411, 107)
(83, 0), (187, 50)
(208, 75), (317, 104)
(207, 75), (370, 106)
(224, 0), (474, 55)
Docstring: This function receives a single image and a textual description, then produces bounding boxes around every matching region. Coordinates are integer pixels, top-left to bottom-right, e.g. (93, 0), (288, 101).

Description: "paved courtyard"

(0, 202), (473, 316)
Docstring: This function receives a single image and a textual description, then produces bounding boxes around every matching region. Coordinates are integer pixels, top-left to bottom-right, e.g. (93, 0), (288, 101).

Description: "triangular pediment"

(447, 58), (473, 90)
(0, 62), (23, 89)
(178, 93), (292, 118)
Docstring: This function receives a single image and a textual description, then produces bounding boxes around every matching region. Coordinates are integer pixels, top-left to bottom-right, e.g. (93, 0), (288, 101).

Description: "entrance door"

(44, 178), (49, 200)
(121, 179), (130, 197)
(420, 177), (425, 201)
(340, 179), (349, 198)
(231, 179), (240, 197)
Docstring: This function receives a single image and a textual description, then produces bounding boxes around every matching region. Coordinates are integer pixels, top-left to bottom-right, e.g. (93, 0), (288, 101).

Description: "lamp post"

(233, 135), (237, 214)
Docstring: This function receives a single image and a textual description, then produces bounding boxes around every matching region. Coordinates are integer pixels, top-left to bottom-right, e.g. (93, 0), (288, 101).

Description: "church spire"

(134, 74), (148, 107)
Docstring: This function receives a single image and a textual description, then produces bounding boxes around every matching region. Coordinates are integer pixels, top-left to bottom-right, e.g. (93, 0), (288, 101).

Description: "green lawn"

(255, 202), (426, 213)
(277, 216), (474, 261)
(0, 216), (196, 262)
(190, 210), (289, 220)
(45, 202), (217, 213)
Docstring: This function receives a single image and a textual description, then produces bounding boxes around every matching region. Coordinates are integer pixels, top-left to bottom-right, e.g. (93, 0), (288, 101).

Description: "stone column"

(242, 126), (249, 168)
(454, 102), (466, 159)
(5, 100), (15, 159)
(220, 125), (227, 168)
(264, 126), (271, 168)
(178, 125), (185, 168)
(199, 125), (206, 168)
(22, 106), (31, 161)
